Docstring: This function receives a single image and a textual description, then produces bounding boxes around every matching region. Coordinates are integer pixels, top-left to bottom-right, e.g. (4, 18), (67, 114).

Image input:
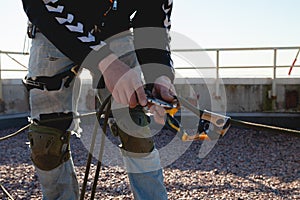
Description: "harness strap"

(23, 63), (79, 91)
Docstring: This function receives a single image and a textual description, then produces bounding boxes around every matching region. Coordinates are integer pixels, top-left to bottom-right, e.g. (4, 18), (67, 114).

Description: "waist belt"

(23, 63), (79, 91)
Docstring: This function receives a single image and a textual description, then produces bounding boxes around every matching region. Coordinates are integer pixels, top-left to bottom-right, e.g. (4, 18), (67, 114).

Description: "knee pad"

(110, 107), (154, 155)
(118, 128), (154, 155)
(38, 112), (73, 131)
(28, 124), (71, 171)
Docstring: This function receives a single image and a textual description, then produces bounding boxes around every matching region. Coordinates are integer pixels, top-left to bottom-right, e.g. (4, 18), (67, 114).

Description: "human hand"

(149, 76), (176, 124)
(98, 54), (147, 108)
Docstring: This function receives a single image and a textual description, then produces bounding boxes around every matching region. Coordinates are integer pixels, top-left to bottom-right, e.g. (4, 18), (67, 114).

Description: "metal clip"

(27, 23), (36, 39)
(112, 0), (118, 10)
(200, 110), (231, 136)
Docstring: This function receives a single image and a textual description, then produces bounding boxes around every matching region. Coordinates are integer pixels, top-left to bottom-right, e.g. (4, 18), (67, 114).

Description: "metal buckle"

(27, 23), (36, 39)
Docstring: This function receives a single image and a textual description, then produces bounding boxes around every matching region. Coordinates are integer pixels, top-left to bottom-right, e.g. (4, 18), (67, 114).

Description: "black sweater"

(22, 0), (175, 84)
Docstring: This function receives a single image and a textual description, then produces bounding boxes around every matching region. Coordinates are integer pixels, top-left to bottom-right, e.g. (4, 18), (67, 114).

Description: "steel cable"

(177, 96), (300, 137)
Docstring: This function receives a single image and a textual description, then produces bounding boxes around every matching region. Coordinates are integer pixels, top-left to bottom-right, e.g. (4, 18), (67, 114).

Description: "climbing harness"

(22, 63), (79, 91)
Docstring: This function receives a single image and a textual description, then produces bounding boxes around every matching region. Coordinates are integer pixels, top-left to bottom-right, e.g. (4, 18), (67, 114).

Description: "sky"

(171, 0), (300, 48)
(0, 0), (300, 78)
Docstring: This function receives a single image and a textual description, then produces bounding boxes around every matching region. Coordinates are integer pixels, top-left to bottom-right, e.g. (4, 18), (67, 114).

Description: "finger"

(160, 87), (175, 102)
(112, 90), (121, 105)
(119, 89), (130, 106)
(129, 93), (138, 108)
(169, 84), (177, 96)
(154, 113), (165, 125)
(150, 105), (166, 118)
(135, 86), (147, 107)
(149, 105), (156, 114)
(153, 109), (166, 125)
(150, 106), (165, 125)
(155, 105), (166, 117)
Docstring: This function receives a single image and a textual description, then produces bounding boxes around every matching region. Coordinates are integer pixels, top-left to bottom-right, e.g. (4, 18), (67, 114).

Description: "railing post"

(215, 49), (220, 98)
(272, 48), (277, 110)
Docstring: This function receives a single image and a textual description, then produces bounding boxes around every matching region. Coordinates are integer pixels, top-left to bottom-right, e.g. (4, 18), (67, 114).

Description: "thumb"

(159, 86), (175, 102)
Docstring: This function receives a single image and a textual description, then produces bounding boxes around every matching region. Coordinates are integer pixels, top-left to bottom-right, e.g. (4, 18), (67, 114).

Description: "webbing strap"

(23, 63), (79, 91)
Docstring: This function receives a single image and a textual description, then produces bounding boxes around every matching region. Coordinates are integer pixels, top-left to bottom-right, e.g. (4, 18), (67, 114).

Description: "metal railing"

(172, 46), (300, 98)
(1, 46), (300, 99)
(0, 50), (29, 99)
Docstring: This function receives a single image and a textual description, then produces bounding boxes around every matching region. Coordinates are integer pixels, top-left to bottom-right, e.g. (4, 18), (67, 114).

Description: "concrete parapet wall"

(1, 78), (299, 114)
(175, 78), (300, 113)
(0, 79), (29, 114)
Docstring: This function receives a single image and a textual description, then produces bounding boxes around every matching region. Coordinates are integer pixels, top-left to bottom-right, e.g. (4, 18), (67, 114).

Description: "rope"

(80, 94), (112, 200)
(230, 118), (300, 136)
(0, 123), (31, 141)
(0, 111), (99, 142)
(288, 48), (300, 75)
(2, 96), (300, 142)
(177, 96), (300, 137)
(0, 183), (14, 200)
(91, 97), (111, 199)
(4, 53), (28, 69)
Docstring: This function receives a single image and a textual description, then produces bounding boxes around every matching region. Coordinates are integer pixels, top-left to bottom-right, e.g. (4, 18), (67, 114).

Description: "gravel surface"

(0, 124), (299, 200)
